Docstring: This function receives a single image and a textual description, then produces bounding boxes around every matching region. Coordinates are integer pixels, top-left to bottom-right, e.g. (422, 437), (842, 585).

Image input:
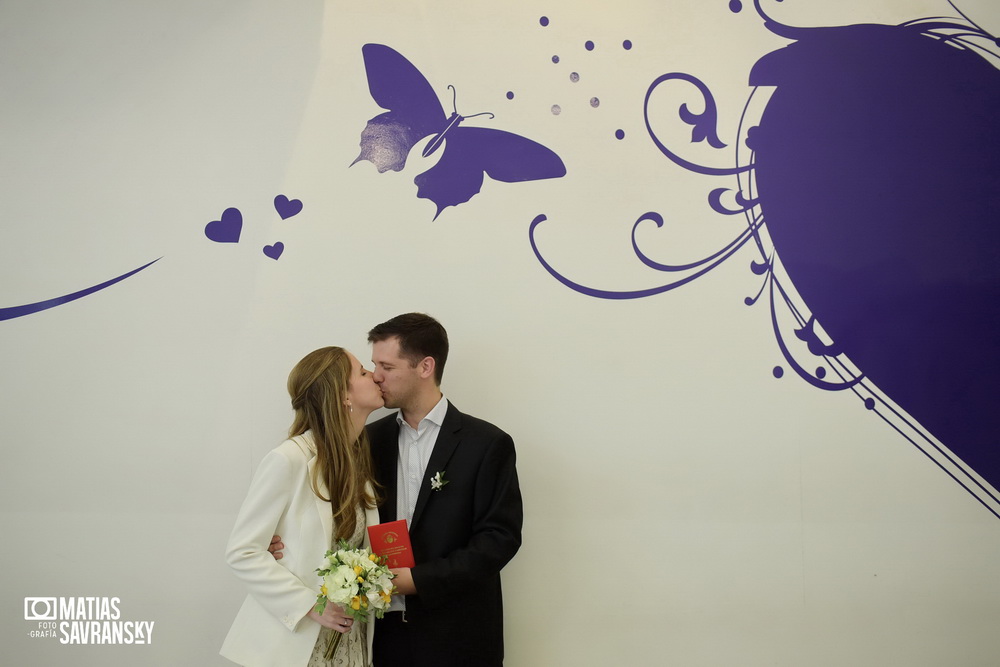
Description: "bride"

(221, 347), (384, 666)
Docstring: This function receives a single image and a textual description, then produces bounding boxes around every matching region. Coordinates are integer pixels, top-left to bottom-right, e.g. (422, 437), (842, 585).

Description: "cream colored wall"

(2, 1), (999, 665)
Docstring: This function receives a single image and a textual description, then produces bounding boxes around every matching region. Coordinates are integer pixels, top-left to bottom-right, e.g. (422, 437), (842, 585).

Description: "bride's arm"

(225, 448), (319, 632)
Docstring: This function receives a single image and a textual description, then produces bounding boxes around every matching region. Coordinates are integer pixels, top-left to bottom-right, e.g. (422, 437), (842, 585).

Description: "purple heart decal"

(263, 242), (284, 260)
(205, 207), (243, 243)
(274, 194), (303, 220)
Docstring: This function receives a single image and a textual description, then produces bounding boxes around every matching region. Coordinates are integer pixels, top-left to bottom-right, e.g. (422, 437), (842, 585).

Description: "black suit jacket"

(368, 401), (523, 665)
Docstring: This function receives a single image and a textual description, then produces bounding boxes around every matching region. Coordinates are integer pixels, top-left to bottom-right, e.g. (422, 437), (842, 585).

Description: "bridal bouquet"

(314, 540), (396, 659)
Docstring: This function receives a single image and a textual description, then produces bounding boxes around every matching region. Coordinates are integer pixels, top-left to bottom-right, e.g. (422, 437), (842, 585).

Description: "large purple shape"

(750, 23), (1000, 484)
(528, 9), (1000, 509)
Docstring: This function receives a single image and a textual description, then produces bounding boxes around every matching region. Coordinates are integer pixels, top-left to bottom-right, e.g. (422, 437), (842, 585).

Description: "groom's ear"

(417, 356), (436, 381)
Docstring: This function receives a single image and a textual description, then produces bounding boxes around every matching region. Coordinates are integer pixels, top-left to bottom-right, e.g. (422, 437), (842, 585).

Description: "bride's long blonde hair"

(287, 347), (378, 541)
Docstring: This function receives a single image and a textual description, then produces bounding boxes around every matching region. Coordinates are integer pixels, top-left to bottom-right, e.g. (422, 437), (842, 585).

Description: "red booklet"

(367, 519), (415, 568)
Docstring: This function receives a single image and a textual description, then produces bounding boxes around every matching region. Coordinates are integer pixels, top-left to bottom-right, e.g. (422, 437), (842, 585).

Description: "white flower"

(370, 571), (394, 591)
(366, 588), (387, 610)
(430, 470), (449, 491)
(324, 565), (358, 605)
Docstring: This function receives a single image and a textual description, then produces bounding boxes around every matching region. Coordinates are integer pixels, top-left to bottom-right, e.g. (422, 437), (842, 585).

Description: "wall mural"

(4, 1), (996, 516)
(530, 1), (1000, 516)
(203, 195), (303, 260)
(0, 258), (160, 322)
(0, 190), (302, 321)
(352, 44), (567, 219)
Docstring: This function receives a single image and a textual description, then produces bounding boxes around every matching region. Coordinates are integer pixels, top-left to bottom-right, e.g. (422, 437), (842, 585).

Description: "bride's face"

(346, 352), (384, 415)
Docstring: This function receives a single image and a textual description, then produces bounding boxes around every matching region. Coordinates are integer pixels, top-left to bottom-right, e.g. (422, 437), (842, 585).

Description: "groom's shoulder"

(449, 405), (510, 442)
(366, 411), (399, 441)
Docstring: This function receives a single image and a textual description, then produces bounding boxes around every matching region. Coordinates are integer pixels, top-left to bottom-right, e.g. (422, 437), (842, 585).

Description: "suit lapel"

(411, 403), (462, 530)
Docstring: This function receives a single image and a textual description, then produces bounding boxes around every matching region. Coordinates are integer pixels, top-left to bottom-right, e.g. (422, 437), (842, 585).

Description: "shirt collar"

(395, 394), (449, 430)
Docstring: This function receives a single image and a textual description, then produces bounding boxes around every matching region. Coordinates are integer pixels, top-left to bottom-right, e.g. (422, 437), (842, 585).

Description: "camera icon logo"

(24, 597), (57, 621)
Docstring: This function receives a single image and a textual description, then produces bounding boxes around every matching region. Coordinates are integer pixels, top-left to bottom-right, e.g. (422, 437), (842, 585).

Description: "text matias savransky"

(24, 596), (155, 645)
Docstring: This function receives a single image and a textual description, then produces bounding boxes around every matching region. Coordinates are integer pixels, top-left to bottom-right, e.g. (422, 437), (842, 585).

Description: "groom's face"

(371, 337), (422, 410)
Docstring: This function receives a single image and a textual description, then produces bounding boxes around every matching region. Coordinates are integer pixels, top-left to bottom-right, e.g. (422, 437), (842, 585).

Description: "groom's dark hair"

(368, 312), (449, 385)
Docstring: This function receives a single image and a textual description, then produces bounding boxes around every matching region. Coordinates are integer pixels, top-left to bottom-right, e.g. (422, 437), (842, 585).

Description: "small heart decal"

(263, 242), (284, 260)
(274, 194), (303, 220)
(205, 207), (243, 243)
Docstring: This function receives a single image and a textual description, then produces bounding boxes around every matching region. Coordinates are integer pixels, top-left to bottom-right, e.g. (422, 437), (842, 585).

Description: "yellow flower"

(354, 566), (363, 575)
(320, 585), (327, 596)
(351, 597), (361, 611)
(369, 554), (378, 562)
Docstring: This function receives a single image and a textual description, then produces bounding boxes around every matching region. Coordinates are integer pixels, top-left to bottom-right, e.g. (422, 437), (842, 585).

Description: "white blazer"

(221, 433), (379, 667)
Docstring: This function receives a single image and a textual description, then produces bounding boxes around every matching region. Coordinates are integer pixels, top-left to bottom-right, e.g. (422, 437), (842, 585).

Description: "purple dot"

(864, 398), (876, 410)
(569, 72), (580, 83)
(540, 16), (550, 26)
(772, 366), (784, 379)
(615, 129), (625, 140)
(506, 91), (514, 100)
(816, 367), (826, 379)
(551, 104), (562, 115)
(585, 40), (595, 51)
(729, 0), (743, 12)
(552, 55), (560, 64)
(590, 97), (600, 108)
(623, 39), (633, 50)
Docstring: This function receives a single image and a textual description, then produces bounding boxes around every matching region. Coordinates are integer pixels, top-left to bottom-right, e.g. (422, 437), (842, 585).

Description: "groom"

(365, 313), (522, 667)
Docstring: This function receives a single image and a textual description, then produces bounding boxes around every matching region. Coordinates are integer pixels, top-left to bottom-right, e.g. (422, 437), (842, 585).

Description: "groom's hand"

(268, 535), (284, 560)
(390, 567), (416, 595)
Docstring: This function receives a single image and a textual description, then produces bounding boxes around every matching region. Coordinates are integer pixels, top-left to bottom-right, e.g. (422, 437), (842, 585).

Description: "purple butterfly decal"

(351, 43), (567, 219)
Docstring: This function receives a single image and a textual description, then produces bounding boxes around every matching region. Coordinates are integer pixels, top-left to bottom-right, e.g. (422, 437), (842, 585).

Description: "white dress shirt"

(390, 395), (448, 612)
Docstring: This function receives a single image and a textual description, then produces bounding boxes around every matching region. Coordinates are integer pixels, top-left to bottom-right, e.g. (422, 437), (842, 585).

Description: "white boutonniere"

(430, 471), (449, 491)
